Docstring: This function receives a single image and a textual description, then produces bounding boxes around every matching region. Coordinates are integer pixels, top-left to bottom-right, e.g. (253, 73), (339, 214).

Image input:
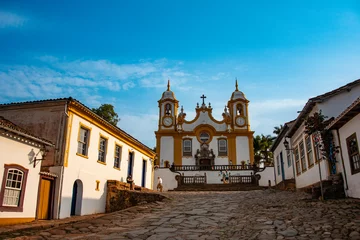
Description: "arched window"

(0, 164), (29, 212)
(183, 139), (192, 156)
(218, 139), (228, 156)
(165, 104), (172, 116)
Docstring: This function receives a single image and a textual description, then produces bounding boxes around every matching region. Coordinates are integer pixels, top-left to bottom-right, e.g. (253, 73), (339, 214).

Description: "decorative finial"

(181, 105), (184, 113)
(196, 102), (199, 108)
(224, 105), (227, 112)
(235, 78), (238, 91)
(167, 79), (170, 91)
(208, 102), (211, 108)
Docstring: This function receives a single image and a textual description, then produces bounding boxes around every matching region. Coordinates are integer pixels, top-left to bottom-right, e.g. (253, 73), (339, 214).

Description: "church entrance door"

(199, 159), (211, 166)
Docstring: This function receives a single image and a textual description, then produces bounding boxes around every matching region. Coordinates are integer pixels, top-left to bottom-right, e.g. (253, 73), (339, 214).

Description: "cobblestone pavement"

(2, 189), (360, 240)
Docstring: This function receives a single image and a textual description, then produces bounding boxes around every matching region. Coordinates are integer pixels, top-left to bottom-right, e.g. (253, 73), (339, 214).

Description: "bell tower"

(157, 80), (179, 131)
(227, 79), (250, 131)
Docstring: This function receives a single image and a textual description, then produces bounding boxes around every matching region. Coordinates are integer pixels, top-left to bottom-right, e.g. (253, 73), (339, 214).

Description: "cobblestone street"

(2, 190), (360, 240)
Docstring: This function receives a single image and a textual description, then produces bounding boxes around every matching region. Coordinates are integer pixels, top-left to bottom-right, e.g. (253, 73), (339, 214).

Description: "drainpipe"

(57, 102), (69, 219)
(336, 129), (349, 192)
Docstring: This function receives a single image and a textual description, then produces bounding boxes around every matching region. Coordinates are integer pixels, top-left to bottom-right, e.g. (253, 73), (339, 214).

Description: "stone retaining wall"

(106, 180), (166, 213)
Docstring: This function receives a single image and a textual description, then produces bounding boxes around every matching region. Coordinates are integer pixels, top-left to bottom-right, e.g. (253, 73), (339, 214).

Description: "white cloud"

(0, 11), (26, 28)
(122, 82), (135, 90)
(250, 99), (306, 115)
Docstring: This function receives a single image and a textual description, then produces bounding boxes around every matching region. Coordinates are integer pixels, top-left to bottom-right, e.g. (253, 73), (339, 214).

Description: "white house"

(0, 98), (156, 220)
(286, 79), (360, 190)
(0, 116), (54, 225)
(270, 120), (296, 186)
(327, 97), (360, 198)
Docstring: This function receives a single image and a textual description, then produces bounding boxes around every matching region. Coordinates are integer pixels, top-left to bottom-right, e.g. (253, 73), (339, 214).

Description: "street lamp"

(283, 138), (297, 190)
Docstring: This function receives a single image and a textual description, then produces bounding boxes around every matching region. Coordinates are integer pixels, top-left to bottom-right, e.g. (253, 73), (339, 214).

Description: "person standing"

(157, 176), (163, 192)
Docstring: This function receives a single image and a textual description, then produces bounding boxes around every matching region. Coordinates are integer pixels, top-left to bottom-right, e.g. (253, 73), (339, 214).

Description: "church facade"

(155, 81), (254, 168)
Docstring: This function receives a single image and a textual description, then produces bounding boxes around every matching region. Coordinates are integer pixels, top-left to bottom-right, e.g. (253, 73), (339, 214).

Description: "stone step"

(173, 184), (264, 191)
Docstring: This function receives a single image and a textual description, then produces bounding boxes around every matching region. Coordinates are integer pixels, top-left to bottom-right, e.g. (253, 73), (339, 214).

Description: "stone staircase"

(172, 184), (264, 191)
(275, 179), (296, 191)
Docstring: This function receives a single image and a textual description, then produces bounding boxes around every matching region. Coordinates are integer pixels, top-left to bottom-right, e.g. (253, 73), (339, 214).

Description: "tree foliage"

(273, 124), (284, 136)
(253, 134), (275, 165)
(92, 104), (120, 126)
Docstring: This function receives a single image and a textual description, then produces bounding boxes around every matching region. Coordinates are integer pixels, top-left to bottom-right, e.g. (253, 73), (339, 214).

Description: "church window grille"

(114, 145), (122, 169)
(305, 136), (314, 167)
(287, 150), (291, 167)
(183, 139), (192, 156)
(276, 155), (280, 175)
(218, 139), (227, 156)
(294, 147), (301, 175)
(0, 164), (29, 212)
(77, 126), (90, 156)
(346, 133), (360, 175)
(299, 141), (307, 171)
(199, 132), (210, 143)
(98, 137), (107, 163)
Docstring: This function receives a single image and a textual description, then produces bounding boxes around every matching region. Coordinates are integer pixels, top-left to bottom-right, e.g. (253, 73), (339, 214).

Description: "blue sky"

(1, 0), (360, 147)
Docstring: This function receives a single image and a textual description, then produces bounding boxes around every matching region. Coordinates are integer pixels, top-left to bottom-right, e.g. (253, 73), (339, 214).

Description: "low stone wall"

(106, 180), (166, 213)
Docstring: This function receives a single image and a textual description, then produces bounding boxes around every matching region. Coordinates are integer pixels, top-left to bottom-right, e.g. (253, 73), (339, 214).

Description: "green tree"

(253, 134), (275, 165)
(273, 124), (284, 136)
(92, 104), (120, 126)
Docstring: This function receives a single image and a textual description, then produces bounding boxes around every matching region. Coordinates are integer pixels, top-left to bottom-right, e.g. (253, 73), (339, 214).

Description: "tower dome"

(160, 80), (176, 100)
(231, 79), (247, 101)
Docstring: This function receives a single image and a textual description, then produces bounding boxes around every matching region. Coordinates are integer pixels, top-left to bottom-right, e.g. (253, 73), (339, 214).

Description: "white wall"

(258, 167), (276, 187)
(273, 135), (295, 185)
(338, 113), (360, 198)
(60, 114), (153, 219)
(154, 168), (178, 191)
(160, 136), (174, 166)
(0, 136), (42, 219)
(236, 136), (250, 165)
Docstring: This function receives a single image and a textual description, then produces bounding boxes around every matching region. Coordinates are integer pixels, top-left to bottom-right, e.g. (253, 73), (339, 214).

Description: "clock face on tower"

(162, 117), (173, 127)
(235, 116), (246, 127)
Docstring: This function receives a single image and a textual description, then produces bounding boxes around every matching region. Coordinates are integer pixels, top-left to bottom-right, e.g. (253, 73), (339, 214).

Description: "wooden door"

(37, 179), (52, 219)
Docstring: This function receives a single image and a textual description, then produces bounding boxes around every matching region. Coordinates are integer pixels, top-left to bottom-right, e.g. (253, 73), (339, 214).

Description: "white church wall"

(236, 136), (250, 165)
(59, 114), (153, 219)
(338, 113), (360, 198)
(154, 168), (178, 191)
(160, 136), (174, 166)
(182, 111), (227, 132)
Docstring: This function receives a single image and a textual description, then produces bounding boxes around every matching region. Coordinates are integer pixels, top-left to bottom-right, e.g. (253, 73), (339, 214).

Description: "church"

(155, 80), (255, 168)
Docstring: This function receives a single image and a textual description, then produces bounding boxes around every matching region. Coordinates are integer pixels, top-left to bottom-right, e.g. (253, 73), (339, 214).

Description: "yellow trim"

(99, 133), (109, 139)
(68, 104), (155, 159)
(64, 112), (74, 167)
(98, 134), (108, 163)
(77, 122), (92, 157)
(156, 136), (160, 165)
(76, 153), (89, 159)
(184, 107), (225, 125)
(235, 116), (247, 127)
(95, 180), (100, 191)
(0, 218), (35, 226)
(113, 167), (121, 170)
(248, 135), (255, 164)
(162, 115), (174, 127)
(97, 160), (107, 165)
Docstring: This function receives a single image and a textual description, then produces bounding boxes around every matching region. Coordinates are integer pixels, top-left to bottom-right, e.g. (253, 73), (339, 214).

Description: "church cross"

(200, 94), (207, 105)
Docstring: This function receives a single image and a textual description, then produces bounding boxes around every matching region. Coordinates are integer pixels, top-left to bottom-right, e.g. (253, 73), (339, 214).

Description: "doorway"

(70, 179), (83, 216)
(37, 177), (54, 220)
(141, 159), (146, 187)
(128, 152), (134, 177)
(280, 152), (285, 181)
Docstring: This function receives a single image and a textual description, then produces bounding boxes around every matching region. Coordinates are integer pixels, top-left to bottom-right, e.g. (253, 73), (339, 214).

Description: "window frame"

(299, 141), (307, 172)
(276, 155), (280, 175)
(98, 135), (108, 164)
(183, 139), (192, 156)
(287, 150), (291, 167)
(346, 133), (360, 175)
(294, 147), (301, 175)
(77, 124), (91, 158)
(305, 136), (315, 168)
(114, 144), (122, 169)
(0, 164), (29, 212)
(218, 138), (228, 156)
